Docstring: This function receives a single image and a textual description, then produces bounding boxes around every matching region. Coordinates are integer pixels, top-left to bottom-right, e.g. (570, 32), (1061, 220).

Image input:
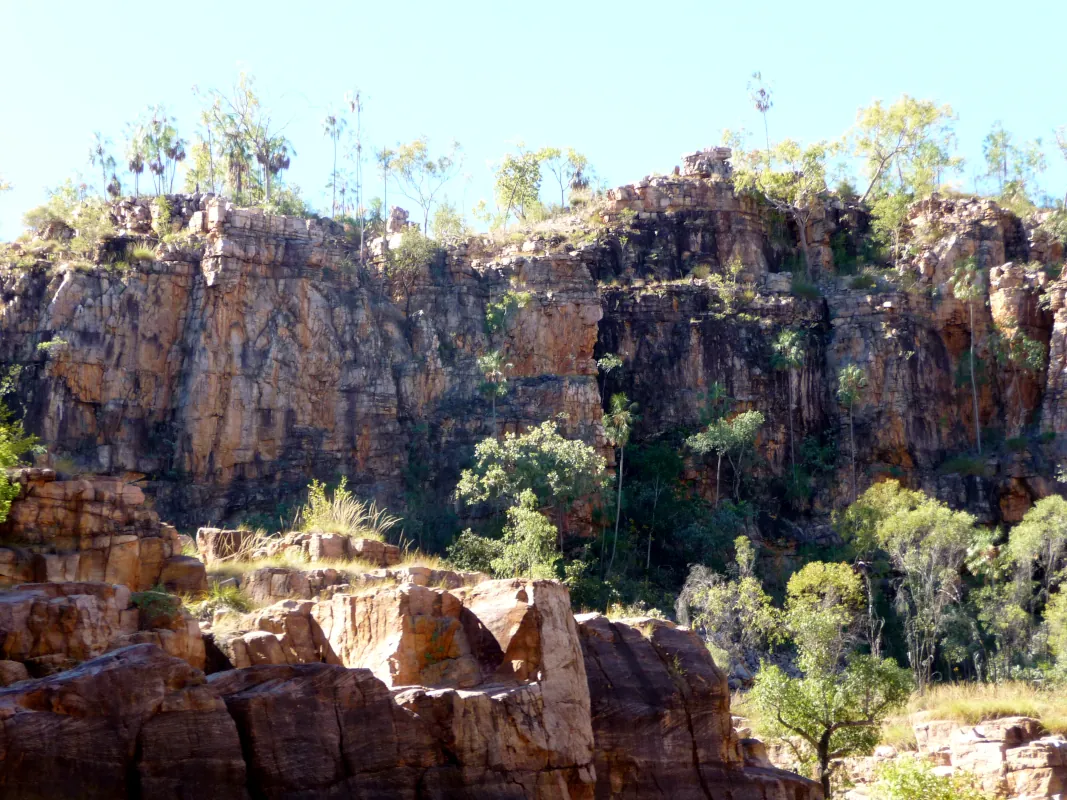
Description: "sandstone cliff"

(1, 152), (1064, 539)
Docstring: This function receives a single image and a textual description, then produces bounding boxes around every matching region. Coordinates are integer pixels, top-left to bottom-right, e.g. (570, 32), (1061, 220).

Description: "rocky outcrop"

(0, 581), (204, 674)
(577, 613), (822, 799)
(197, 526), (401, 567)
(0, 468), (205, 593)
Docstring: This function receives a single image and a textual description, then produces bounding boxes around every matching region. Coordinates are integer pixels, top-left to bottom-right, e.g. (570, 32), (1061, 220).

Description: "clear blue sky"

(1, 0), (1065, 239)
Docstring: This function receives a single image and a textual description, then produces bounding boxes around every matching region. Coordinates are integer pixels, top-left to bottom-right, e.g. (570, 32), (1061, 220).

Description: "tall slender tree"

(837, 364), (868, 503)
(747, 71), (774, 156)
(772, 329), (806, 484)
(88, 133), (116, 197)
(949, 258), (984, 454)
(323, 112), (346, 217)
(603, 393), (638, 575)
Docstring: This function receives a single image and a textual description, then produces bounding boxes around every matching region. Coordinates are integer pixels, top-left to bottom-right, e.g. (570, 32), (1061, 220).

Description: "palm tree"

(771, 328), (806, 485)
(949, 258), (984, 454)
(126, 125), (146, 198)
(603, 393), (638, 575)
(89, 133), (116, 197)
(837, 364), (868, 503)
(323, 113), (346, 217)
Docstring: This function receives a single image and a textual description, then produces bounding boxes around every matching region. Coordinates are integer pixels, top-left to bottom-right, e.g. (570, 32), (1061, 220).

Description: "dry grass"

(905, 682), (1067, 735)
(296, 478), (399, 540)
(395, 549), (448, 570)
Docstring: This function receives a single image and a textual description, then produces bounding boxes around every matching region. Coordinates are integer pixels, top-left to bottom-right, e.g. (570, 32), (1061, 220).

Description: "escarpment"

(2, 151), (1063, 533)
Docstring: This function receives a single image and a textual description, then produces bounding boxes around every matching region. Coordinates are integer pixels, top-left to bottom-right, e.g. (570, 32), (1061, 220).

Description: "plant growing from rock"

(948, 257), (984, 454)
(837, 364), (868, 503)
(990, 325), (1046, 432)
(771, 328), (806, 485)
(296, 477), (399, 541)
(595, 353), (623, 398)
(603, 393), (638, 575)
(477, 350), (511, 433)
(0, 368), (41, 525)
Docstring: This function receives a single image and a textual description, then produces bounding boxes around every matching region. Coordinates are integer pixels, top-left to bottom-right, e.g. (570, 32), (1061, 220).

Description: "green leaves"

(602, 393), (638, 449)
(454, 419), (607, 514)
(771, 328), (806, 371)
(837, 364), (868, 408)
(0, 369), (41, 524)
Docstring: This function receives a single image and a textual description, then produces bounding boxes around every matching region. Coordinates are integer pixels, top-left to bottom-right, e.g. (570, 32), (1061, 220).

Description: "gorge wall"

(2, 151), (1065, 537)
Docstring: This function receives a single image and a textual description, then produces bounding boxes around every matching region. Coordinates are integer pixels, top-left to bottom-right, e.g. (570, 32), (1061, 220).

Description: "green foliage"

(706, 256), (749, 313)
(485, 288), (532, 335)
(1006, 496), (1067, 610)
(493, 143), (545, 226)
(751, 655), (912, 795)
(790, 270), (820, 299)
(686, 409), (765, 502)
(187, 582), (252, 618)
(454, 419), (607, 516)
(1048, 589), (1067, 661)
(870, 755), (991, 800)
(126, 243), (156, 262)
(22, 180), (116, 260)
(676, 537), (782, 669)
(771, 328), (806, 372)
(296, 477), (399, 540)
(982, 121), (1046, 210)
(490, 490), (561, 579)
(391, 137), (462, 233)
(446, 529), (502, 574)
(732, 140), (834, 274)
(431, 200), (467, 241)
(131, 586), (181, 626)
(385, 228), (440, 292)
(853, 96), (960, 202)
(785, 561), (864, 673)
(0, 368), (41, 524)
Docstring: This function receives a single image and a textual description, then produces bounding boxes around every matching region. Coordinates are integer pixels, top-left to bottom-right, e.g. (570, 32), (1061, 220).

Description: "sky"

(1, 0), (1065, 239)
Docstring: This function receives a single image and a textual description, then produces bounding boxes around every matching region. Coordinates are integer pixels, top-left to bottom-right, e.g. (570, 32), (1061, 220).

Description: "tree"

(1047, 588), (1067, 663)
(323, 112), (346, 217)
(751, 635), (911, 795)
(596, 353), (623, 398)
(853, 97), (959, 203)
(392, 138), (463, 234)
(431, 200), (466, 241)
(733, 140), (832, 276)
(0, 369), (40, 524)
(88, 133), (116, 197)
(344, 89), (366, 254)
(837, 364), (868, 503)
(948, 257), (984, 454)
(747, 71), (774, 155)
(687, 409), (765, 503)
(200, 74), (293, 205)
(771, 328), (806, 482)
(455, 419), (607, 546)
(874, 493), (978, 688)
(540, 147), (589, 207)
(603, 393), (638, 575)
(477, 350), (511, 433)
(493, 143), (544, 226)
(490, 489), (561, 579)
(376, 147), (395, 223)
(1006, 496), (1067, 615)
(675, 537), (782, 670)
(784, 561), (864, 673)
(983, 122), (1046, 210)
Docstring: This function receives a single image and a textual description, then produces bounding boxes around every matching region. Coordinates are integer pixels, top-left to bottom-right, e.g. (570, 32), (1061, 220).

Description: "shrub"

(186, 582), (252, 619)
(131, 586), (181, 626)
(937, 455), (987, 477)
(296, 477), (399, 540)
(851, 272), (878, 291)
(790, 271), (821, 300)
(485, 288), (532, 334)
(126, 243), (157, 262)
(870, 755), (991, 800)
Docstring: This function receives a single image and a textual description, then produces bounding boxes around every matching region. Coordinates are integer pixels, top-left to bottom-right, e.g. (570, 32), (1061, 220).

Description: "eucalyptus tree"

(687, 409), (765, 503)
(494, 143), (544, 226)
(540, 147), (589, 207)
(477, 350), (511, 433)
(393, 138), (463, 234)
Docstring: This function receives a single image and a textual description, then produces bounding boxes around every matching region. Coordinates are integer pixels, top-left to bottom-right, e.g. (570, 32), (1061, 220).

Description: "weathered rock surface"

(0, 468), (205, 593)
(577, 613), (822, 799)
(0, 581), (204, 674)
(836, 716), (1066, 800)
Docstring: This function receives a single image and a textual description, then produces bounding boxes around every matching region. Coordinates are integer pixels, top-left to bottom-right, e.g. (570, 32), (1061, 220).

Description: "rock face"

(0, 468), (205, 593)
(577, 614), (822, 800)
(0, 572), (820, 798)
(0, 581), (204, 674)
(4, 167), (1061, 531)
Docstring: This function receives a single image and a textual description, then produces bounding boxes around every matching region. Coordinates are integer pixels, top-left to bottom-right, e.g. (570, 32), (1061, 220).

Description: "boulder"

(159, 555), (208, 593)
(577, 613), (822, 800)
(0, 644), (247, 799)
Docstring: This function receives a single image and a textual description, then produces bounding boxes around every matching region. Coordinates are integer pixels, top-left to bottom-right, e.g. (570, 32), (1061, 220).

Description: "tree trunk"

(715, 452), (722, 505)
(849, 404), (857, 503)
(788, 371), (796, 485)
(817, 737), (832, 797)
(969, 302), (982, 454)
(608, 446), (624, 575)
(331, 141), (337, 217)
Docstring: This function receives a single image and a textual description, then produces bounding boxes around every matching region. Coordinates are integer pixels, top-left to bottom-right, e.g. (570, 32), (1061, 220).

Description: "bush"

(871, 755), (991, 800)
(126, 243), (157, 262)
(790, 271), (821, 300)
(446, 529), (503, 574)
(851, 272), (878, 291)
(296, 477), (399, 540)
(937, 455), (987, 477)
